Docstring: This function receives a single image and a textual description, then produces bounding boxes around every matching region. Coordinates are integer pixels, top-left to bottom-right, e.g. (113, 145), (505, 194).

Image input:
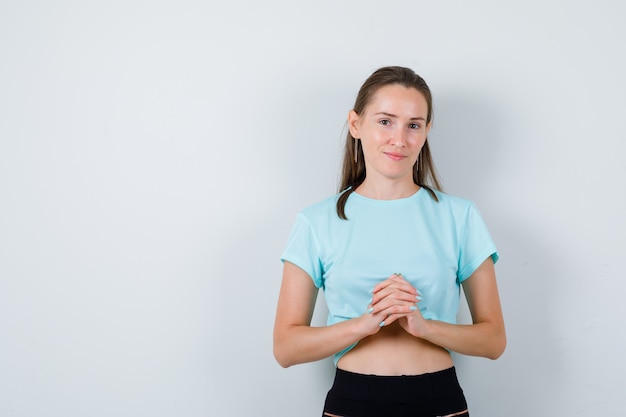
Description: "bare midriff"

(337, 322), (453, 376)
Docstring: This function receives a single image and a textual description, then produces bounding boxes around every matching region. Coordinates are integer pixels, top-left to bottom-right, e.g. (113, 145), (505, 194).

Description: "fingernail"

(409, 306), (417, 311)
(367, 307), (374, 314)
(395, 272), (402, 276)
(416, 295), (423, 301)
(379, 321), (386, 327)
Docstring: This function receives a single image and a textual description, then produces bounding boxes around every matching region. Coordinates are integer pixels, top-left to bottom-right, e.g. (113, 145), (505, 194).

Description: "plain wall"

(1, 1), (625, 416)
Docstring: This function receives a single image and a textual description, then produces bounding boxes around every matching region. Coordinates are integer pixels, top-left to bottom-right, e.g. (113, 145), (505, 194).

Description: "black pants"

(322, 367), (469, 417)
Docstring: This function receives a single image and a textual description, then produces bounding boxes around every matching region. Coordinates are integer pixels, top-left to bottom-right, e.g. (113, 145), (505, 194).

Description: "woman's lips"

(384, 152), (406, 161)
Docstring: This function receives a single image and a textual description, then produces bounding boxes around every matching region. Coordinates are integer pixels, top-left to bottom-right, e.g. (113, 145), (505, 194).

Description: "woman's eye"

(409, 123), (420, 130)
(379, 119), (391, 126)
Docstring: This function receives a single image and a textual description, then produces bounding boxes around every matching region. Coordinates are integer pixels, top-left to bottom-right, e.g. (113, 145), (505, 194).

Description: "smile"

(384, 152), (407, 161)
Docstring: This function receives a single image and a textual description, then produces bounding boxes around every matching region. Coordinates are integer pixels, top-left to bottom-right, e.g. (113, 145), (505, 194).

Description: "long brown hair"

(337, 66), (442, 219)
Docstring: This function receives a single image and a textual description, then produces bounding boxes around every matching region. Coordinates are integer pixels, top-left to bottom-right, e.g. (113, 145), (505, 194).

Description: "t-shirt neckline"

(350, 187), (424, 204)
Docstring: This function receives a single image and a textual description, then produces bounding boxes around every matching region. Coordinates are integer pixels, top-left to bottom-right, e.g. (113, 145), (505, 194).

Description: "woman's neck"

(354, 179), (420, 201)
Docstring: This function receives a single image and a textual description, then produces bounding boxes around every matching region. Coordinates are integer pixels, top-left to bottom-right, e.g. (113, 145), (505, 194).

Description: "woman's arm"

(398, 258), (506, 359)
(273, 261), (399, 368)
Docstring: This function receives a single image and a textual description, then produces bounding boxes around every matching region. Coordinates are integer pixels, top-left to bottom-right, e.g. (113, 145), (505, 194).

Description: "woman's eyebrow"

(375, 111), (426, 121)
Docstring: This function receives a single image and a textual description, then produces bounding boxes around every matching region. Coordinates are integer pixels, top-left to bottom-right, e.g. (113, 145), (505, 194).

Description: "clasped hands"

(361, 272), (427, 337)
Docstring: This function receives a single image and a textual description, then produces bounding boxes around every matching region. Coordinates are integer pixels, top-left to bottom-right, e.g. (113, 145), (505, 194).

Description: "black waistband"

(330, 367), (460, 403)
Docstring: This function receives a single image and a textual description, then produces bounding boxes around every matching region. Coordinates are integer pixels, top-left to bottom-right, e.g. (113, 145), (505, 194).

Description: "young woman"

(273, 66), (505, 417)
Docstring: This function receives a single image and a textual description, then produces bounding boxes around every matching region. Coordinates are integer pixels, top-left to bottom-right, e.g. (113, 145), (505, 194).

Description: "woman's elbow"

(273, 334), (296, 368)
(273, 345), (293, 368)
(487, 329), (507, 360)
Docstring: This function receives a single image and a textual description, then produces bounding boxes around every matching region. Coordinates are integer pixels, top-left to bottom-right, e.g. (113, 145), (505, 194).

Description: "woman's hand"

(365, 273), (423, 331)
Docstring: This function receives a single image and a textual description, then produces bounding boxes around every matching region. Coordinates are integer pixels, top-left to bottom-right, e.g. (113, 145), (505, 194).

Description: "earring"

(354, 138), (359, 163)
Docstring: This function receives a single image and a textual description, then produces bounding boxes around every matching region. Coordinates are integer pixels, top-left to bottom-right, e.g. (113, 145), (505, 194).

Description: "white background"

(1, 1), (625, 416)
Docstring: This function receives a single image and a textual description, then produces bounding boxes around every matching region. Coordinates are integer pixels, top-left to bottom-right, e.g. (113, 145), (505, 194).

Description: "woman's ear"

(348, 110), (360, 138)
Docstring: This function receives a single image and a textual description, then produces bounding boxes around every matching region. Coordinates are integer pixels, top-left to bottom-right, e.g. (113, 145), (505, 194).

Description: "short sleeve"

(280, 213), (324, 288)
(457, 202), (499, 282)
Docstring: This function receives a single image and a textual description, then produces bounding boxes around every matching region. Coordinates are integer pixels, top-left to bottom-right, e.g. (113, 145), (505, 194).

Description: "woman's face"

(349, 84), (431, 184)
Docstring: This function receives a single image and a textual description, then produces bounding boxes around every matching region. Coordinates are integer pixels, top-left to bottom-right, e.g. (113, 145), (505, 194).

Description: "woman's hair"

(336, 66), (443, 220)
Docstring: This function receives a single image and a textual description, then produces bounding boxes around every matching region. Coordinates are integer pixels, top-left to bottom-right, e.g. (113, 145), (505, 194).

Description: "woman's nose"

(391, 128), (407, 147)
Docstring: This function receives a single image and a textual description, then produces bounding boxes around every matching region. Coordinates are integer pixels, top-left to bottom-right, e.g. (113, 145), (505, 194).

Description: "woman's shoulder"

(428, 188), (477, 214)
(298, 192), (343, 220)
(432, 188), (471, 203)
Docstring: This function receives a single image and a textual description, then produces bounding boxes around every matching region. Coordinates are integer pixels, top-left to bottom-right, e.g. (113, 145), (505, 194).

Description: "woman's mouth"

(384, 152), (406, 161)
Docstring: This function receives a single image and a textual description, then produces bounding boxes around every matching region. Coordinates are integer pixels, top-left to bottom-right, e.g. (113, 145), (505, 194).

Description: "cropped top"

(280, 188), (498, 365)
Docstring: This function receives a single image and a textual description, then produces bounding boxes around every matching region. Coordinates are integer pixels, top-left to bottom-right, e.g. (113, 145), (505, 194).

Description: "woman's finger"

(372, 283), (421, 307)
(368, 295), (419, 316)
(372, 273), (420, 298)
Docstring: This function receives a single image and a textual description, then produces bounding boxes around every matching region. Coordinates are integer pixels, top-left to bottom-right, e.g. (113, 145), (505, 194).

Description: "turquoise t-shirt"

(281, 188), (498, 365)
